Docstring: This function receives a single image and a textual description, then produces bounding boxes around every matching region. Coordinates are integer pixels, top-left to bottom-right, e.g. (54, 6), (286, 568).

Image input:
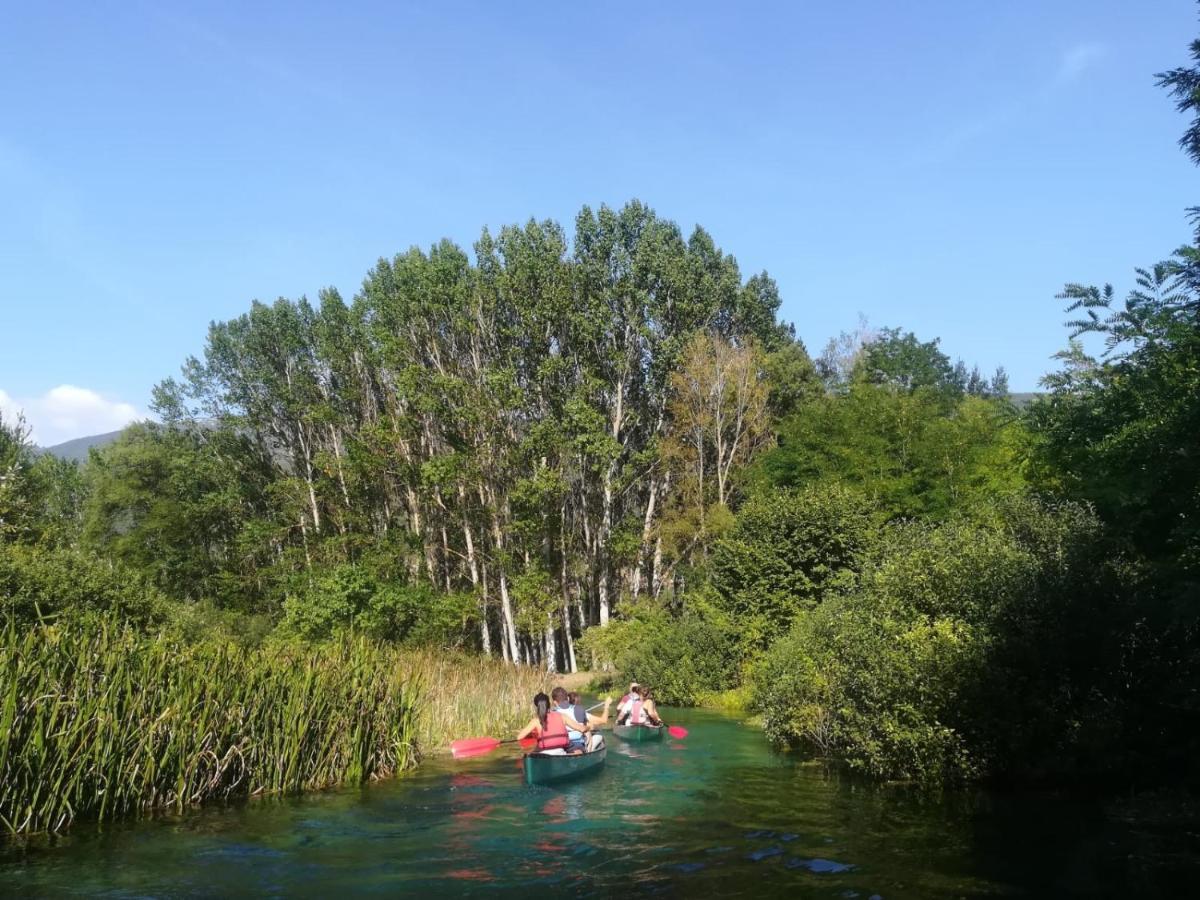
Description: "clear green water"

(2, 704), (1197, 898)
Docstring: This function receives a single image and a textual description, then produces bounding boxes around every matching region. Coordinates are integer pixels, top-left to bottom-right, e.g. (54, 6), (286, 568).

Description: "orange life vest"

(536, 710), (570, 751)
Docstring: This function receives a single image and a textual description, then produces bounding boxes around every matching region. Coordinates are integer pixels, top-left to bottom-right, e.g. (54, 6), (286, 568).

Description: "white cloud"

(0, 385), (144, 447)
(1056, 42), (1106, 84)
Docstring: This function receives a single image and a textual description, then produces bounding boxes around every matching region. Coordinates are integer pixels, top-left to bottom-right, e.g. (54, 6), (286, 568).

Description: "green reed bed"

(405, 648), (550, 752)
(0, 617), (555, 835)
(0, 618), (422, 835)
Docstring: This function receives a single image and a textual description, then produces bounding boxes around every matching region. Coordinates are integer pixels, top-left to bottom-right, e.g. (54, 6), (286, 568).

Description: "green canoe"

(613, 723), (665, 743)
(523, 745), (607, 785)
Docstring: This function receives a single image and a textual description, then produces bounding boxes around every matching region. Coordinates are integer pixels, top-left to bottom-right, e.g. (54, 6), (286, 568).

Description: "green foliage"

(754, 384), (1026, 521)
(578, 597), (740, 705)
(0, 412), (84, 547)
(281, 564), (475, 647)
(763, 337), (822, 418)
(1027, 264), (1200, 592)
(83, 423), (278, 608)
(1156, 31), (1200, 167)
(855, 327), (958, 395)
(0, 542), (168, 627)
(711, 485), (876, 652)
(753, 498), (1143, 783)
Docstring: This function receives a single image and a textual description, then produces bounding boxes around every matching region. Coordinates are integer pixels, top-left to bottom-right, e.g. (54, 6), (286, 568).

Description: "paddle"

(451, 736), (537, 759)
(451, 700), (610, 760)
(667, 725), (689, 739)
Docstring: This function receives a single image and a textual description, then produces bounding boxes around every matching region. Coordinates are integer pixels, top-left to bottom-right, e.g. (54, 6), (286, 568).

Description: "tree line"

(4, 5), (1200, 789)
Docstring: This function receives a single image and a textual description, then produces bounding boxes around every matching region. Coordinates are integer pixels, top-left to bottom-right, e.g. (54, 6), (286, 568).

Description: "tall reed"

(0, 617), (553, 835)
(404, 648), (550, 751)
(0, 617), (420, 834)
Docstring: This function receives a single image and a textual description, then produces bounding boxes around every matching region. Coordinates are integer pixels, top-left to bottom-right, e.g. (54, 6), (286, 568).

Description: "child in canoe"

(567, 691), (611, 729)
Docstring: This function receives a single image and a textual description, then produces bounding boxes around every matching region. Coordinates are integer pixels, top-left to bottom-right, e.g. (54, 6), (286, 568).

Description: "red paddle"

(451, 736), (536, 759)
(452, 700), (611, 760)
(667, 725), (689, 739)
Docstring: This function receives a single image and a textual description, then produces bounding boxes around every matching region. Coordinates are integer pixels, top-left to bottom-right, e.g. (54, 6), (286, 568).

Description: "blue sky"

(1, 0), (1196, 444)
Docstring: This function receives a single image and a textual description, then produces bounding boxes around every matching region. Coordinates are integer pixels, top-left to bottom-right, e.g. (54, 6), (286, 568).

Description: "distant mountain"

(38, 429), (124, 463)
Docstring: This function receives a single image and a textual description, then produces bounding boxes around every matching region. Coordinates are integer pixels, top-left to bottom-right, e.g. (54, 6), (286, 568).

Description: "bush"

(711, 484), (875, 652)
(281, 564), (476, 647)
(578, 596), (739, 705)
(0, 542), (169, 627)
(753, 497), (1137, 783)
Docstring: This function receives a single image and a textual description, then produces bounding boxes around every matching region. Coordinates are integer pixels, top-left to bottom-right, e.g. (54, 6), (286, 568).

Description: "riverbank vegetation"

(0, 614), (545, 834)
(3, 10), (1200, 831)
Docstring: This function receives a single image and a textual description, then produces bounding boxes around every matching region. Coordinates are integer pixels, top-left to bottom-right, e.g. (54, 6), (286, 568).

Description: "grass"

(403, 647), (550, 752)
(0, 616), (549, 835)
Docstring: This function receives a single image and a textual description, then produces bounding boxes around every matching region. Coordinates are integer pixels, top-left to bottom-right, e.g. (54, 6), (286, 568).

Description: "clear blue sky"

(1, 0), (1196, 444)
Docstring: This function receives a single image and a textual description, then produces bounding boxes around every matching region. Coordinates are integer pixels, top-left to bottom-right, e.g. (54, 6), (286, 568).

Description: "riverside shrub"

(281, 564), (475, 647)
(711, 484), (875, 652)
(754, 497), (1135, 783)
(578, 597), (739, 705)
(0, 542), (169, 627)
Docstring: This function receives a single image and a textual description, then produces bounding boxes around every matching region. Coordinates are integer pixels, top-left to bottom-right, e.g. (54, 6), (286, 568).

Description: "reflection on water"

(1, 704), (1198, 897)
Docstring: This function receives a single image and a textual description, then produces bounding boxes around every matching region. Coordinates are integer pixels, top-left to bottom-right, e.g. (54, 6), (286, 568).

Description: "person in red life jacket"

(517, 691), (592, 755)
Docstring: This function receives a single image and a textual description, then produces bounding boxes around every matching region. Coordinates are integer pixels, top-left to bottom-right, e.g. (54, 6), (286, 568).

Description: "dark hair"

(533, 692), (550, 729)
(567, 691), (581, 706)
(551, 686), (568, 704)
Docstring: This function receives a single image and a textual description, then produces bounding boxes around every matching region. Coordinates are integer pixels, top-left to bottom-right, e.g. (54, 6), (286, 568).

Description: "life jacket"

(628, 699), (646, 725)
(536, 710), (570, 751)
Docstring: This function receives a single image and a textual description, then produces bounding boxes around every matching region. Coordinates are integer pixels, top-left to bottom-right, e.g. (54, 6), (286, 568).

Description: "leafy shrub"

(0, 542), (169, 627)
(753, 497), (1134, 783)
(578, 596), (739, 705)
(281, 564), (476, 647)
(711, 484), (875, 652)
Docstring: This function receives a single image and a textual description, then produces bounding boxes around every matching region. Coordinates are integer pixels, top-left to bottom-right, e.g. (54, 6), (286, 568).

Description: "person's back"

(517, 691), (571, 754)
(566, 691), (588, 731)
(640, 687), (664, 727)
(552, 686), (587, 752)
(617, 683), (641, 724)
(626, 695), (646, 725)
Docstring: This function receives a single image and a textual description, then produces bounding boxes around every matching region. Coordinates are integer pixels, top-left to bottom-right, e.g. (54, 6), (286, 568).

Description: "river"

(1, 703), (1196, 897)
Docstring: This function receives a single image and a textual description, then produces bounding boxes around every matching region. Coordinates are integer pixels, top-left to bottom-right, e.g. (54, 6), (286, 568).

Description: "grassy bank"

(0, 617), (547, 835)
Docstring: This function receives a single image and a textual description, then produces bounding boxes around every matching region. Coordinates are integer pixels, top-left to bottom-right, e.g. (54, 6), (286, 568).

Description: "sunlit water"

(2, 704), (1197, 897)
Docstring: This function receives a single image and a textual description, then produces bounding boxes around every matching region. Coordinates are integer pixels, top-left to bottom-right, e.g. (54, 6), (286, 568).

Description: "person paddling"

(620, 684), (664, 728)
(640, 686), (665, 727)
(616, 682), (641, 725)
(567, 691), (612, 730)
(516, 692), (574, 755)
(550, 686), (594, 753)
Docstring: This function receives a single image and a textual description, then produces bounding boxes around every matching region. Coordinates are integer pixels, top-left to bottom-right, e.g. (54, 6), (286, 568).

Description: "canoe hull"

(523, 746), (607, 785)
(613, 723), (665, 743)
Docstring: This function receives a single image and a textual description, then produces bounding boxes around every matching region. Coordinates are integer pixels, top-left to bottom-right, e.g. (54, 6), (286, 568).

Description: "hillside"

(38, 429), (124, 463)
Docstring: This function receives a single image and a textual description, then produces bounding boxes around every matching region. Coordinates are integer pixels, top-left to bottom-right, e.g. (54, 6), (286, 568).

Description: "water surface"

(2, 704), (1196, 897)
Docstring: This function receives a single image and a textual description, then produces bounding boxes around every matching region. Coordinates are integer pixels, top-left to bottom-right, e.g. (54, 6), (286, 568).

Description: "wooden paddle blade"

(667, 726), (689, 739)
(450, 737), (502, 759)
